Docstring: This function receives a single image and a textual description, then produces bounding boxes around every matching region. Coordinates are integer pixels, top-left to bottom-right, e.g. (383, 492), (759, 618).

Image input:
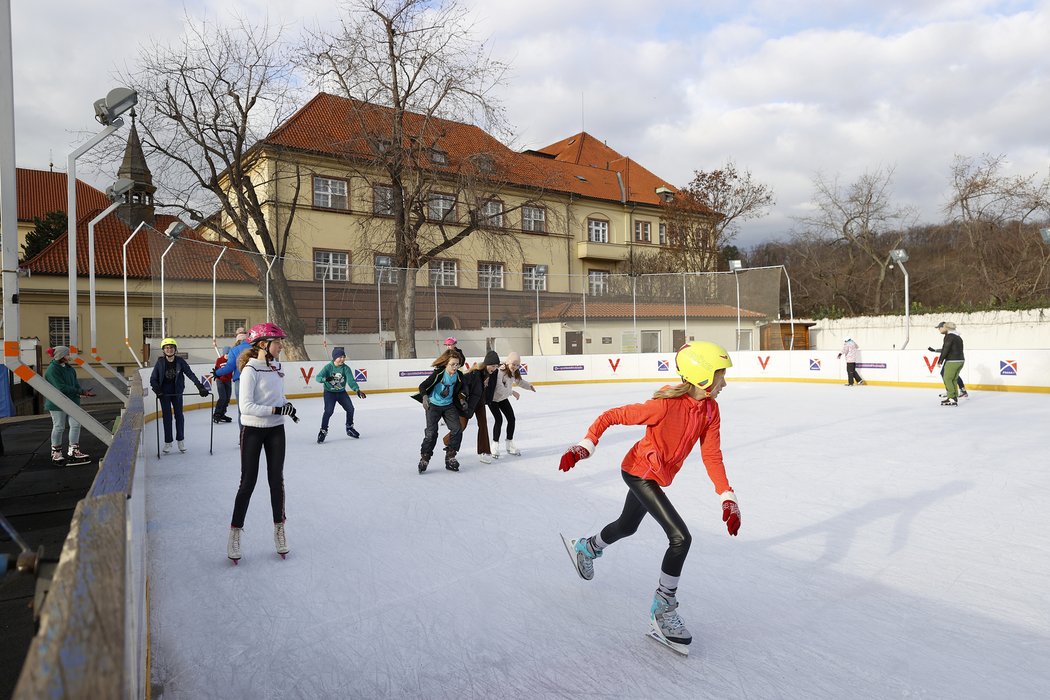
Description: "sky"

(145, 381), (1050, 698)
(8, 0), (1050, 248)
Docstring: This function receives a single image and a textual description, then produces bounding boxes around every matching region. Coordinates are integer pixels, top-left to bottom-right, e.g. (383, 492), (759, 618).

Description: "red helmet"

(247, 322), (287, 344)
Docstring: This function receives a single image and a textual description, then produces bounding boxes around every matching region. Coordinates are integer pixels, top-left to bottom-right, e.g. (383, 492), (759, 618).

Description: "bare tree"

(796, 167), (914, 314)
(300, 0), (542, 358)
(122, 17), (313, 359)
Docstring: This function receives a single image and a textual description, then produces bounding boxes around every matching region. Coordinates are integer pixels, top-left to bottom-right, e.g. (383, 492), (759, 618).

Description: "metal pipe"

(322, 262), (330, 353)
(897, 259), (910, 349)
(211, 247), (227, 355)
(160, 239), (176, 339)
(122, 222), (147, 367)
(264, 255), (277, 322)
(87, 201), (129, 389)
(783, 266), (796, 350)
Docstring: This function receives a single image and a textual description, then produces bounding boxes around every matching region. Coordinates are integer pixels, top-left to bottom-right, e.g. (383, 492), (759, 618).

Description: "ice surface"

(146, 382), (1050, 699)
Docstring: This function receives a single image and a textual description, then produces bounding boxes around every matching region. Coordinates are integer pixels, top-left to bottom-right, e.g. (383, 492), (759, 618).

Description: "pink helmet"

(444, 336), (457, 346)
(247, 322), (287, 344)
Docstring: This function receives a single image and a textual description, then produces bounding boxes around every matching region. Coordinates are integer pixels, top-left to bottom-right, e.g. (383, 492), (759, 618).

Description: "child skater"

(149, 338), (210, 454)
(227, 323), (298, 563)
(315, 346), (367, 443)
(557, 341), (742, 655)
(489, 350), (536, 457)
(443, 349), (498, 463)
(413, 349), (467, 473)
(211, 346), (234, 423)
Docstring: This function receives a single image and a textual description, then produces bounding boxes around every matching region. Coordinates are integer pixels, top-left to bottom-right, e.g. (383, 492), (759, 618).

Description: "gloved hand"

(198, 387), (210, 397)
(357, 390), (366, 399)
(721, 494), (741, 536)
(275, 402), (297, 418)
(422, 395), (430, 410)
(559, 440), (595, 472)
(928, 347), (937, 353)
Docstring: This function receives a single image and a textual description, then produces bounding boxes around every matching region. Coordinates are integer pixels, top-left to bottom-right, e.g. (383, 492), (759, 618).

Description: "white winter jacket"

(238, 357), (288, 428)
(840, 340), (860, 362)
(491, 367), (534, 402)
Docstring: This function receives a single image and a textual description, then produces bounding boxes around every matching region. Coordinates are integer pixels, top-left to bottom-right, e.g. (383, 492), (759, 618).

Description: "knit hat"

(935, 321), (955, 330)
(52, 345), (70, 361)
(444, 337), (457, 346)
(235, 332), (248, 342)
(332, 346), (346, 360)
(483, 350), (500, 366)
(506, 351), (521, 365)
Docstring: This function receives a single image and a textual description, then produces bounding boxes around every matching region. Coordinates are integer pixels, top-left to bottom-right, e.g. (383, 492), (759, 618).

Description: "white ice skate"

(648, 590), (691, 656)
(274, 522), (289, 559)
(479, 453), (493, 464)
(560, 533), (601, 581)
(491, 444), (501, 460)
(162, 442), (172, 454)
(178, 440), (187, 453)
(227, 527), (242, 564)
(506, 439), (521, 456)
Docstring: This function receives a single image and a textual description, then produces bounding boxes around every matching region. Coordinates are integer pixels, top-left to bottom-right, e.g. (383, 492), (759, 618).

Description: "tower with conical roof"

(116, 111), (157, 228)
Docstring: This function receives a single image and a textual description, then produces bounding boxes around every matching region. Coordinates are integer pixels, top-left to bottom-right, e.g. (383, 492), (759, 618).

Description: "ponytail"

(651, 382), (693, 400)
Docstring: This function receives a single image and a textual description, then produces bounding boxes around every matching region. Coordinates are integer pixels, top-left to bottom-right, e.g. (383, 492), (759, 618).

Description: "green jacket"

(44, 360), (81, 412)
(316, 362), (360, 393)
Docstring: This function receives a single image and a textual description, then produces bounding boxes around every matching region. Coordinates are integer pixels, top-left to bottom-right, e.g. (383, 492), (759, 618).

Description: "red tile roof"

(15, 168), (110, 222)
(23, 210), (258, 282)
(540, 301), (766, 321)
(262, 93), (681, 207)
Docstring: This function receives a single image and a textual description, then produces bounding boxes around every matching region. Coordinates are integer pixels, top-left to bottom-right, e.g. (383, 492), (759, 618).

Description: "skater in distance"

(837, 337), (865, 386)
(149, 338), (210, 454)
(558, 340), (741, 655)
(929, 324), (968, 399)
(227, 323), (297, 563)
(315, 346), (366, 443)
(412, 349), (469, 473)
(488, 351), (536, 458)
(933, 321), (965, 406)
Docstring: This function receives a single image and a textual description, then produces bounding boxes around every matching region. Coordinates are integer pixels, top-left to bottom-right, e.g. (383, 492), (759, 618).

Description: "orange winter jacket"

(584, 392), (731, 494)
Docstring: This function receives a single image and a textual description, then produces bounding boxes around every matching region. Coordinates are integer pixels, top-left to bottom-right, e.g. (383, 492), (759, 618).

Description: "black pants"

(231, 425), (286, 528)
(490, 399), (515, 441)
(599, 470), (692, 577)
(321, 391), (355, 430)
(158, 393), (185, 443)
(846, 362), (863, 385)
(421, 403), (461, 456)
(214, 380), (231, 417)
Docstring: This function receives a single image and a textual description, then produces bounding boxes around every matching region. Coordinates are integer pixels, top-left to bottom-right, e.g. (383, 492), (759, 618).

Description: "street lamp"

(889, 248), (910, 349)
(729, 259), (743, 350)
(534, 265), (547, 328)
(93, 87), (138, 126)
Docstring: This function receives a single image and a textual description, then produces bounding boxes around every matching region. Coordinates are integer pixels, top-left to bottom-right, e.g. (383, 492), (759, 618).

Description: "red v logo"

(300, 367), (315, 383)
(758, 356), (770, 369)
(608, 358), (621, 371)
(923, 356), (938, 373)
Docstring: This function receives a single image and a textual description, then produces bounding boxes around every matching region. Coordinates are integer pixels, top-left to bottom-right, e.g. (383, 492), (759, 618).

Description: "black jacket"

(460, 369), (491, 414)
(937, 332), (965, 364)
(411, 368), (468, 417)
(150, 356), (206, 396)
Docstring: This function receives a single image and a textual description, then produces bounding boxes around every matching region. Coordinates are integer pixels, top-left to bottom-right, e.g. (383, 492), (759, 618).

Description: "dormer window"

(430, 148), (449, 165)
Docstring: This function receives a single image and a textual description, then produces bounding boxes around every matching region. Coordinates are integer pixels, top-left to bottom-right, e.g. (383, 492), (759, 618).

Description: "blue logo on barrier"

(519, 363), (528, 375)
(353, 369), (367, 382)
(1000, 360), (1017, 376)
(657, 360), (670, 372)
(809, 359), (821, 371)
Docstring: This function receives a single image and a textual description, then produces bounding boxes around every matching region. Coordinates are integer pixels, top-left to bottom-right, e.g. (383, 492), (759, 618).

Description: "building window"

(314, 250), (349, 281)
(478, 262), (505, 289)
(428, 193), (456, 222)
(315, 318), (326, 334)
(223, 319), (246, 336)
(336, 318), (349, 333)
(142, 317), (163, 339)
(634, 220), (651, 242)
(480, 199), (504, 228)
(430, 259), (458, 287)
(522, 205), (545, 232)
(430, 148), (449, 165)
(313, 176), (348, 210)
(523, 264), (547, 291)
(588, 270), (609, 296)
(373, 185), (394, 215)
(49, 316), (70, 347)
(375, 254), (399, 284)
(587, 218), (609, 243)
(659, 222), (667, 245)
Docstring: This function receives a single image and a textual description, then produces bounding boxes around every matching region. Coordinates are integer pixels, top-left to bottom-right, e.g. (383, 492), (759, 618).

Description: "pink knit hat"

(444, 337), (457, 346)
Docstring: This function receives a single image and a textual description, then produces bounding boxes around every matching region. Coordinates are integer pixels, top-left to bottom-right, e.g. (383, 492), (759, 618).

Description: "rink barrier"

(13, 373), (146, 699)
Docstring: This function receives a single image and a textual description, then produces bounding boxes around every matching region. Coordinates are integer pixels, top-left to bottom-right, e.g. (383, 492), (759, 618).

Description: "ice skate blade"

(559, 533), (591, 580)
(229, 558), (239, 566)
(278, 552), (288, 560)
(646, 627), (690, 656)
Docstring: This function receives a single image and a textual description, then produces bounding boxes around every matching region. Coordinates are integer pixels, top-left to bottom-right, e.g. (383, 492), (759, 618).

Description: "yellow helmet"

(675, 341), (732, 390)
(161, 338), (178, 349)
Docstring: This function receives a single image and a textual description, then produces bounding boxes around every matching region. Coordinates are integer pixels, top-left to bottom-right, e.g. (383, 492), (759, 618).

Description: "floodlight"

(889, 249), (909, 263)
(106, 178), (135, 202)
(165, 221), (188, 240)
(655, 186), (674, 203)
(536, 265), (548, 276)
(728, 259), (743, 272)
(93, 87), (138, 126)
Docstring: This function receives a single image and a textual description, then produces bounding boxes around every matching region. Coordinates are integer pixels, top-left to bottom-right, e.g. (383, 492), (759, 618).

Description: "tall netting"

(127, 231), (790, 361)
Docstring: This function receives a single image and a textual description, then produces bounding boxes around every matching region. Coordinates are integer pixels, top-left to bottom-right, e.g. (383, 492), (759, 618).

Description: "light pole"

(729, 260), (743, 350)
(534, 264), (547, 329)
(160, 221), (186, 341)
(889, 249), (910, 349)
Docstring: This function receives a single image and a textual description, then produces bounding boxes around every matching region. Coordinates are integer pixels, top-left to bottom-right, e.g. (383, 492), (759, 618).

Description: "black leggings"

(490, 399), (515, 441)
(599, 470), (692, 577)
(846, 362), (863, 385)
(231, 425), (286, 528)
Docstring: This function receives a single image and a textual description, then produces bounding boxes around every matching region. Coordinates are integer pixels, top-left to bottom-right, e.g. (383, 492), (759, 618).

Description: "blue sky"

(9, 0), (1050, 247)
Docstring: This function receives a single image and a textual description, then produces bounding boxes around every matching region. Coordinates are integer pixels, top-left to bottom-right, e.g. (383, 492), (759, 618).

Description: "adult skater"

(933, 321), (965, 406)
(557, 340), (741, 655)
(149, 338), (210, 454)
(315, 346), (366, 443)
(211, 346), (234, 423)
(413, 349), (467, 473)
(44, 345), (94, 465)
(838, 337), (864, 386)
(443, 349), (497, 463)
(488, 350), (536, 457)
(227, 323), (298, 563)
(929, 332), (968, 398)
(214, 330), (251, 412)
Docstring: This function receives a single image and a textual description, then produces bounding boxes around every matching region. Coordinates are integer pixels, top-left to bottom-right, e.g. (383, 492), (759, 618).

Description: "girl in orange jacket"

(558, 341), (741, 654)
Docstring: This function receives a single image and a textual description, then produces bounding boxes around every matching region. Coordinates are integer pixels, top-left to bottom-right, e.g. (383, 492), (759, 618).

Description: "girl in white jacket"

(227, 323), (298, 563)
(488, 351), (536, 457)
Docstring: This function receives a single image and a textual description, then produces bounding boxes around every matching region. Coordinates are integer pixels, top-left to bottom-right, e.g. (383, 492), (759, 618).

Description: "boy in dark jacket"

(150, 338), (209, 453)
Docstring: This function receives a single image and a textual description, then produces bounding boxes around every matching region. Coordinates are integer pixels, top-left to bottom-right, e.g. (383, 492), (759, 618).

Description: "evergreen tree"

(21, 210), (67, 262)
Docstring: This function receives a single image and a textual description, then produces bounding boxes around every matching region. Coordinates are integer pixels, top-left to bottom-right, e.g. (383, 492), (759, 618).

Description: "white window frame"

(588, 218), (609, 243)
(428, 193), (456, 222)
(478, 262), (505, 289)
(314, 250), (349, 281)
(313, 176), (348, 210)
(374, 254), (399, 284)
(588, 270), (609, 296)
(430, 259), (458, 287)
(522, 205), (546, 232)
(634, 220), (651, 242)
(373, 185), (395, 215)
(659, 222), (667, 245)
(49, 316), (70, 347)
(223, 319), (246, 336)
(480, 199), (504, 228)
(430, 148), (449, 165)
(523, 265), (547, 291)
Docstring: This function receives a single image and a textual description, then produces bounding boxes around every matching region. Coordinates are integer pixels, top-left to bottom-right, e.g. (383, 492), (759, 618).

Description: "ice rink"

(145, 381), (1050, 699)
